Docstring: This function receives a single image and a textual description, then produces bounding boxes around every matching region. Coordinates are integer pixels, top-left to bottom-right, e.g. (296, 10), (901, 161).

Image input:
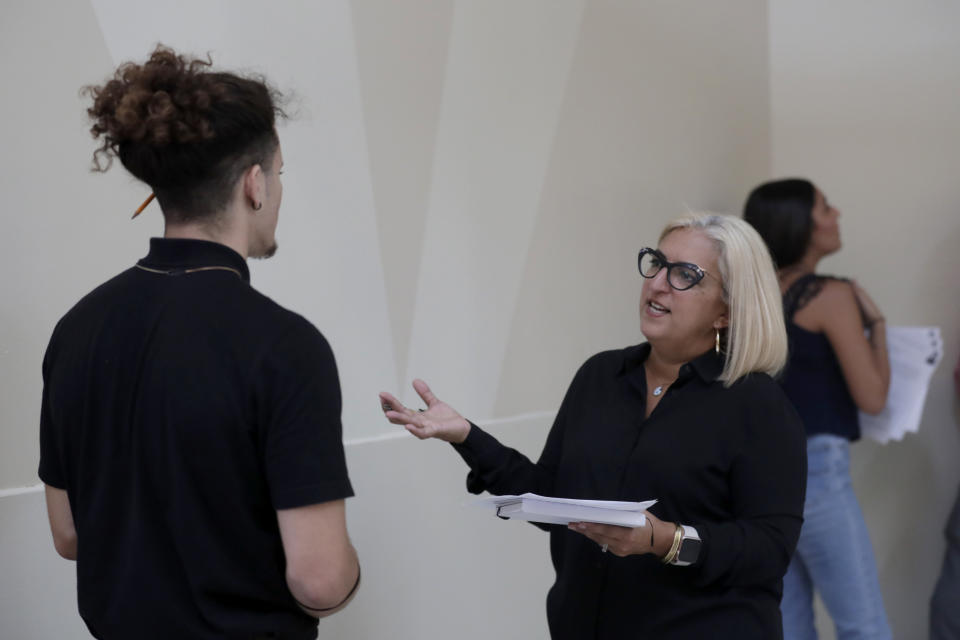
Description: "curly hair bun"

(84, 44), (283, 219)
(86, 46), (222, 163)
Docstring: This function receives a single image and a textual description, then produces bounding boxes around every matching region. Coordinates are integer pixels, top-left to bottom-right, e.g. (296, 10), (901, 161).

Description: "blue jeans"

(781, 435), (892, 640)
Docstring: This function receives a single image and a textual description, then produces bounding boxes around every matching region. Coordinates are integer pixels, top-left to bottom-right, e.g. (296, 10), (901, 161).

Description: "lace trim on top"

(783, 273), (849, 320)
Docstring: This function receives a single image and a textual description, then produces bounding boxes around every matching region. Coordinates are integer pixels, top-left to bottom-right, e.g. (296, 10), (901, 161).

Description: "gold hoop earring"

(715, 328), (720, 354)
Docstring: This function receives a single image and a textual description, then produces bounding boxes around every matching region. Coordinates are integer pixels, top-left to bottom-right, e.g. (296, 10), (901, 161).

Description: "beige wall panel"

(351, 0), (455, 385)
(495, 0), (771, 415)
(402, 0), (586, 418)
(0, 0), (163, 489)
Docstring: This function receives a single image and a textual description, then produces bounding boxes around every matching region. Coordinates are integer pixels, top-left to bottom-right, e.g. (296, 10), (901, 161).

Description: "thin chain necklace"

(646, 371), (674, 397)
(645, 361), (677, 397)
(135, 264), (243, 279)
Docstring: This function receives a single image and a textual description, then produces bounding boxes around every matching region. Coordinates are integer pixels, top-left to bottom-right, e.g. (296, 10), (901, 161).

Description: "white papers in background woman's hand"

(859, 326), (942, 444)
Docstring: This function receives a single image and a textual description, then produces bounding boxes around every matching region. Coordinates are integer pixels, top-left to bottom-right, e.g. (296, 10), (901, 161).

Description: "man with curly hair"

(39, 46), (359, 639)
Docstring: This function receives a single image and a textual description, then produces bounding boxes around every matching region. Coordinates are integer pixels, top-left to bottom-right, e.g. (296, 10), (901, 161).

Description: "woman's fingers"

(380, 391), (424, 428)
(569, 526), (624, 555)
(569, 523), (605, 543)
(569, 522), (617, 542)
(382, 382), (470, 443)
(383, 411), (417, 426)
(379, 400), (437, 438)
(404, 422), (433, 440)
(378, 391), (401, 411)
(570, 522), (627, 539)
(850, 281), (882, 320)
(412, 378), (440, 408)
(567, 522), (641, 557)
(379, 391), (416, 417)
(405, 416), (451, 440)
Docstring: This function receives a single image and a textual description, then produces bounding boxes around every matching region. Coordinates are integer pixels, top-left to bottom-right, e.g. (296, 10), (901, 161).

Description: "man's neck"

(164, 220), (248, 260)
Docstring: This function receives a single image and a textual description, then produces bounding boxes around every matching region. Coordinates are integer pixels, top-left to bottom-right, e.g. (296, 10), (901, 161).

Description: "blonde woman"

(380, 214), (806, 639)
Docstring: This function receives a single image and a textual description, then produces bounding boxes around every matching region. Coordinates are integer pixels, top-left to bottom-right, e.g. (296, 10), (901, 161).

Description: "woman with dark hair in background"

(744, 179), (892, 640)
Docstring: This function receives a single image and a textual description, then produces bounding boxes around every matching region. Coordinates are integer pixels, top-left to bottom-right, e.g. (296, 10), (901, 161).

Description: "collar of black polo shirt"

(136, 237), (251, 283)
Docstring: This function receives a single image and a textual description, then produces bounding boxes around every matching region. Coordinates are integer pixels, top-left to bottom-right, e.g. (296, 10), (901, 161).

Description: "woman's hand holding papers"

(851, 280), (884, 328)
(568, 510), (675, 559)
(379, 379), (471, 444)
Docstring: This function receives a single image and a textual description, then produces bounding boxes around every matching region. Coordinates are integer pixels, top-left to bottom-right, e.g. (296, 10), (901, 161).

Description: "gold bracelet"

(662, 524), (683, 564)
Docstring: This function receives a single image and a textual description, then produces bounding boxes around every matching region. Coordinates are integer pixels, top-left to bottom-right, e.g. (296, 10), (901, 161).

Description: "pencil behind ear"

(132, 193), (155, 219)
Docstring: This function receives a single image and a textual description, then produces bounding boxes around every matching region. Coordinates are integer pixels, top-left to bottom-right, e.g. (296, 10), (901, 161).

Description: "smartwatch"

(672, 525), (701, 567)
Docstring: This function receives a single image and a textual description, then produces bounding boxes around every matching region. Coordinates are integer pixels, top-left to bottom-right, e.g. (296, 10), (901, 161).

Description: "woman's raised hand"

(379, 379), (471, 444)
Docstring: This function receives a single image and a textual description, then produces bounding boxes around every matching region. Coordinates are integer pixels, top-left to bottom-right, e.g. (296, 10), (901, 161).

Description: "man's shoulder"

(53, 268), (327, 352)
(53, 268), (138, 331)
(240, 292), (336, 369)
(249, 292), (326, 344)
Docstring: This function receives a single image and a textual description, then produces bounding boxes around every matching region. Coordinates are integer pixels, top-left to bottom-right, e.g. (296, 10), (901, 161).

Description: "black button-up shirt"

(39, 238), (352, 640)
(454, 343), (806, 639)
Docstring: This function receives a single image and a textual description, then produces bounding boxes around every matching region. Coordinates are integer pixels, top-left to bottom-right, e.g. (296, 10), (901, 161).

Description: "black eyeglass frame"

(637, 247), (712, 291)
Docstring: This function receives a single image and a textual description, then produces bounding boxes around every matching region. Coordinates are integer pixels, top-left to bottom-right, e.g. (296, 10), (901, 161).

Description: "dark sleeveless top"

(780, 274), (860, 441)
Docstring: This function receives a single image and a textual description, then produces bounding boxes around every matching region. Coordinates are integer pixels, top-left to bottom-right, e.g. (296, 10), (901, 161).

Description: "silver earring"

(715, 328), (720, 354)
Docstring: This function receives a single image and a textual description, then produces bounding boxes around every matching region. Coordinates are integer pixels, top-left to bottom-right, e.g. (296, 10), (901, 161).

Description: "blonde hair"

(660, 213), (787, 385)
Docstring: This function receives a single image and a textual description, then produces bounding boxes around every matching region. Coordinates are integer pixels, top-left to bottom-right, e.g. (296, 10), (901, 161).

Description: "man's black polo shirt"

(39, 238), (353, 640)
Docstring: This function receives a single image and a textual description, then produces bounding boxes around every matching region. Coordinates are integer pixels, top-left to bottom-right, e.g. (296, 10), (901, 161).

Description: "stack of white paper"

(859, 326), (943, 444)
(472, 493), (657, 527)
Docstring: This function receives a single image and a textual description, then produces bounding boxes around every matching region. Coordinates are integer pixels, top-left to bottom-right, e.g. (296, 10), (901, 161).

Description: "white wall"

(769, 1), (960, 637)
(1, 0), (771, 637)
